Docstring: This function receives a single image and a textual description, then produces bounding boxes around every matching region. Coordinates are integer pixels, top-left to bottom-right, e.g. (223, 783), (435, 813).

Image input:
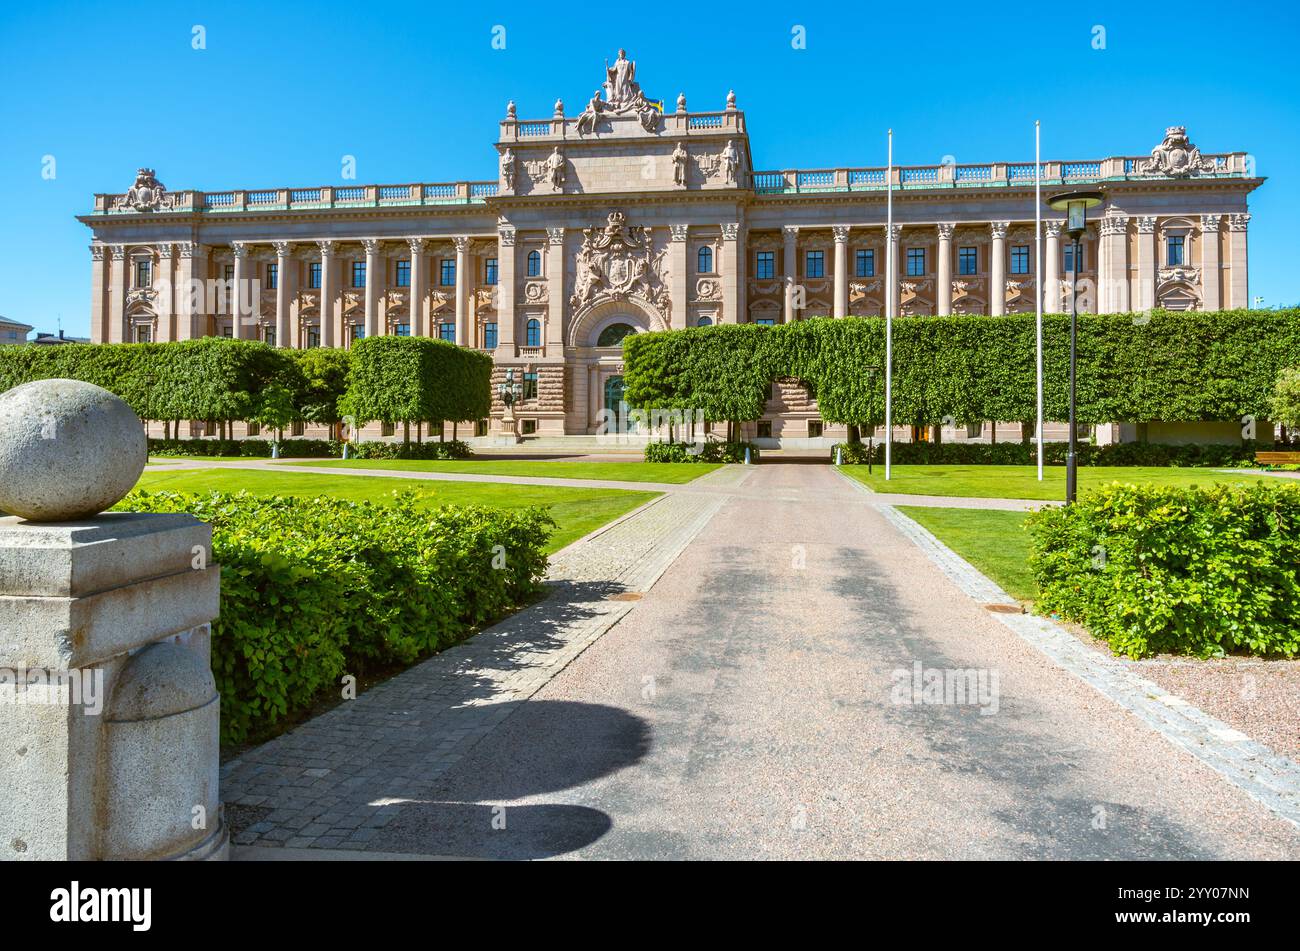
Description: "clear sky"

(1, 2), (1296, 337)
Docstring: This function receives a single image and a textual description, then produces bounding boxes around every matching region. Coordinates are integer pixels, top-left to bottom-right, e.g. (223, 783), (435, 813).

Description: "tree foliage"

(338, 336), (492, 426)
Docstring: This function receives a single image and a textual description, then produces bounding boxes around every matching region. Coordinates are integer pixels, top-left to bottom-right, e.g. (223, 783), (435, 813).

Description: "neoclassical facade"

(80, 51), (1262, 445)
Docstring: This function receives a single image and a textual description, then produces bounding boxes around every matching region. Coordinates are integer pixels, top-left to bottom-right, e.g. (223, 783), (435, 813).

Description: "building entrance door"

(605, 375), (634, 433)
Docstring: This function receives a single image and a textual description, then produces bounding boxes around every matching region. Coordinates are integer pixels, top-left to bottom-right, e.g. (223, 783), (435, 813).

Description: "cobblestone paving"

(222, 491), (725, 851)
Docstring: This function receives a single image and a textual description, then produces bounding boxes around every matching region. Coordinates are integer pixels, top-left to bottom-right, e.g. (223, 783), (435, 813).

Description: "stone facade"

(78, 53), (1263, 446)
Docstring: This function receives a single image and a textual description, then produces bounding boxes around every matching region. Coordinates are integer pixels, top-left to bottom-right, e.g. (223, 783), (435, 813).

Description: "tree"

(1269, 366), (1300, 431)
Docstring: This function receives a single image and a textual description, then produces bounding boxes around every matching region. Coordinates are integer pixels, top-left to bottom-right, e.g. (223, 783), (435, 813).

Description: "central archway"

(567, 296), (667, 349)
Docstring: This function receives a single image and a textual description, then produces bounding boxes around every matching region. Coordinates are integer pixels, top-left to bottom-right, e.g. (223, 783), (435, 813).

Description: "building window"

(306, 327), (320, 348)
(439, 322), (455, 343)
(484, 322), (498, 349)
(526, 250), (541, 277)
(351, 261), (366, 288)
(350, 325), (364, 342)
(264, 327), (277, 347)
(134, 325), (152, 343)
(221, 326), (233, 338)
(805, 250), (824, 279)
(966, 422), (983, 438)
(247, 422), (261, 437)
(525, 318), (541, 347)
(475, 419), (489, 437)
(958, 246), (978, 275)
(485, 258), (498, 285)
(755, 251), (774, 280)
(597, 323), (635, 347)
(697, 316), (713, 327)
(855, 249), (875, 277)
(906, 248), (926, 276)
(697, 246), (713, 274)
(309, 262), (322, 288)
(395, 260), (410, 287)
(291, 420), (304, 436)
(224, 264), (235, 281)
(395, 323), (410, 336)
(267, 262), (280, 290)
(134, 259), (152, 288)
(755, 318), (776, 326)
(381, 422), (395, 437)
(1010, 245), (1030, 275)
(807, 420), (823, 438)
(521, 419), (537, 435)
(756, 420), (772, 439)
(440, 259), (456, 286)
(1063, 244), (1085, 273)
(1167, 235), (1185, 267)
(523, 371), (538, 401)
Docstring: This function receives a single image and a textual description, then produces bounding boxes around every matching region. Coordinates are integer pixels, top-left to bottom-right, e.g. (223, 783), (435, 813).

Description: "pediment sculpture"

(570, 211), (671, 318)
(576, 49), (661, 135)
(113, 168), (176, 213)
(1136, 127), (1219, 178)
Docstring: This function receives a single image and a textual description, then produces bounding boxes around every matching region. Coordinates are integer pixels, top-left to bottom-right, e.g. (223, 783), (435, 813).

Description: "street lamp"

(498, 367), (523, 408)
(1047, 190), (1104, 504)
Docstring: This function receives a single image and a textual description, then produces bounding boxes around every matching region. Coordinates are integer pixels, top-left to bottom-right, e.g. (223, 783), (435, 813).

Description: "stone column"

(1200, 214), (1222, 311)
(454, 237), (471, 346)
(1228, 213), (1250, 309)
(362, 239), (382, 338)
(408, 238), (427, 337)
(274, 241), (293, 347)
(782, 225), (799, 323)
(156, 244), (175, 342)
(496, 228), (516, 353)
(1100, 215), (1130, 313)
(670, 224), (689, 328)
(176, 242), (206, 341)
(886, 224), (901, 317)
(832, 225), (850, 318)
(935, 223), (954, 316)
(89, 245), (108, 344)
(721, 223), (740, 324)
(545, 228), (565, 348)
(989, 222), (1008, 317)
(1044, 221), (1062, 313)
(230, 243), (249, 340)
(318, 241), (336, 348)
(1135, 216), (1157, 311)
(107, 245), (126, 344)
(0, 380), (226, 861)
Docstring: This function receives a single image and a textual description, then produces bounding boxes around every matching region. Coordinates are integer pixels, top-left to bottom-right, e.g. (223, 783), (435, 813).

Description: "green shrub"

(1026, 482), (1300, 658)
(148, 438), (342, 458)
(643, 440), (759, 463)
(831, 440), (1256, 468)
(348, 439), (473, 460)
(118, 489), (553, 743)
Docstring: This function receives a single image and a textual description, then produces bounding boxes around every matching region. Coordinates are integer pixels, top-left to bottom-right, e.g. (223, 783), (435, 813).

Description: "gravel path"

(369, 463), (1300, 860)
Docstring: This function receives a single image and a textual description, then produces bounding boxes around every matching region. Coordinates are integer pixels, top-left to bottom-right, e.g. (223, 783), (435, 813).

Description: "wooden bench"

(1255, 451), (1300, 465)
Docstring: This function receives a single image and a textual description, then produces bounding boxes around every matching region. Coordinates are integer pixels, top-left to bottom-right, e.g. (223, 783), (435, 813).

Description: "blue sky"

(2, 2), (1297, 337)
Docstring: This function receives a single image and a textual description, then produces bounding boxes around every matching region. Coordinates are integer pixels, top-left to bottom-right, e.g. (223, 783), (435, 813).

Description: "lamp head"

(1047, 190), (1104, 236)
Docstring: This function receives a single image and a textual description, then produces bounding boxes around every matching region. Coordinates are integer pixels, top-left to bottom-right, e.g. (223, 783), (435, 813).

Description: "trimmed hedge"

(623, 310), (1300, 427)
(148, 438), (341, 458)
(348, 440), (473, 460)
(1026, 482), (1300, 659)
(832, 440), (1257, 468)
(643, 440), (760, 463)
(119, 489), (554, 744)
(339, 336), (492, 431)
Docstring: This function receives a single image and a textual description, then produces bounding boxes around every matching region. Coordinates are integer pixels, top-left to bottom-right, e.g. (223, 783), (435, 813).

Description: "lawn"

(840, 464), (1280, 500)
(895, 506), (1037, 602)
(280, 458), (720, 484)
(133, 468), (658, 553)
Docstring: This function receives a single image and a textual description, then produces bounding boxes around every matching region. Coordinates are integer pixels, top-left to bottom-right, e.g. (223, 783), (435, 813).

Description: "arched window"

(697, 316), (713, 327)
(697, 246), (713, 274)
(527, 250), (541, 277)
(525, 318), (541, 347)
(597, 323), (636, 347)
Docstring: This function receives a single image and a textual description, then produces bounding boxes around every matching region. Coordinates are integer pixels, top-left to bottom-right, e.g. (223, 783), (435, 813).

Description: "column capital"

(1201, 214), (1223, 232)
(989, 221), (1010, 240)
(272, 241), (293, 257)
(90, 244), (106, 261)
(831, 225), (851, 243)
(721, 222), (740, 242)
(782, 225), (800, 240)
(936, 222), (955, 241)
(231, 242), (249, 258)
(1044, 220), (1063, 238)
(109, 244), (127, 260)
(1228, 213), (1251, 232)
(887, 224), (902, 242)
(497, 228), (516, 247)
(361, 238), (382, 255)
(1099, 215), (1129, 237)
(1135, 216), (1158, 234)
(546, 228), (565, 246)
(669, 223), (689, 242)
(157, 242), (176, 258)
(454, 235), (472, 253)
(317, 239), (335, 257)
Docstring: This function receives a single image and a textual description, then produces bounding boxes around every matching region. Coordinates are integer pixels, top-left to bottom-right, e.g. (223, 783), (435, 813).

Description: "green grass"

(133, 468), (658, 553)
(280, 458), (720, 484)
(897, 506), (1038, 602)
(840, 464), (1280, 500)
(147, 455), (260, 464)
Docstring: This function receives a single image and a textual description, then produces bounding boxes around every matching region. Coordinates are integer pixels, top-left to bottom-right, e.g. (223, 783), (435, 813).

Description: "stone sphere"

(0, 379), (147, 521)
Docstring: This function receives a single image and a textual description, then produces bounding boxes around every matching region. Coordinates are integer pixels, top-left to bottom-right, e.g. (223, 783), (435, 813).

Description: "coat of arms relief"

(112, 168), (176, 213)
(570, 211), (671, 318)
(1135, 126), (1220, 178)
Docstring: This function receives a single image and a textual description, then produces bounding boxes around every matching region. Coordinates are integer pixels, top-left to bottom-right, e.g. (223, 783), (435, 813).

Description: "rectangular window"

(755, 318), (776, 326)
(805, 250), (824, 279)
(309, 262), (322, 288)
(906, 248), (926, 277)
(440, 259), (456, 286)
(221, 326), (233, 338)
(521, 419), (537, 435)
(966, 422), (983, 438)
(395, 323), (410, 337)
(266, 262), (278, 290)
(134, 325), (152, 343)
(1063, 244), (1085, 273)
(756, 420), (772, 439)
(958, 246), (978, 275)
(306, 327), (320, 348)
(475, 419), (489, 437)
(1167, 235), (1185, 267)
(484, 322), (498, 349)
(135, 260), (152, 287)
(224, 264), (235, 281)
(523, 371), (538, 401)
(1010, 245), (1030, 275)
(351, 261), (366, 288)
(807, 420), (823, 438)
(755, 251), (774, 280)
(439, 322), (455, 343)
(394, 260), (410, 287)
(381, 422), (395, 437)
(485, 258), (498, 286)
(855, 249), (875, 277)
(350, 325), (365, 343)
(246, 422), (261, 437)
(291, 420), (304, 437)
(264, 328), (277, 347)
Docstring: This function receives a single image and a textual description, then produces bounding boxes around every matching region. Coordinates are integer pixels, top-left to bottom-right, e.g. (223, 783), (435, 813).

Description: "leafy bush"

(347, 440), (473, 460)
(1270, 366), (1300, 429)
(643, 441), (759, 463)
(339, 336), (492, 436)
(119, 489), (553, 743)
(831, 440), (1256, 468)
(148, 438), (342, 458)
(1026, 482), (1300, 658)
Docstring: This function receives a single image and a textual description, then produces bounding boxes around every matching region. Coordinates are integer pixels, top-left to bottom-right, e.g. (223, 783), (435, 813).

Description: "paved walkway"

(227, 462), (1300, 860)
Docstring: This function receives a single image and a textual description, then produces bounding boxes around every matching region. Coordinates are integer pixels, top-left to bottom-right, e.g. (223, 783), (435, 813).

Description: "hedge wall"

(339, 336), (492, 429)
(119, 489), (554, 744)
(622, 310), (1300, 427)
(832, 440), (1258, 468)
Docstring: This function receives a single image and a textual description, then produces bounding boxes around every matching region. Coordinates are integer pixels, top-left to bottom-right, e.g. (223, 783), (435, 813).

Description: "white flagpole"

(885, 129), (894, 481)
(1035, 120), (1044, 481)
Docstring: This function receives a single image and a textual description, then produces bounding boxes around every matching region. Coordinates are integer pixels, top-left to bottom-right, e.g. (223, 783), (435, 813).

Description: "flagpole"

(885, 129), (893, 482)
(1035, 120), (1044, 481)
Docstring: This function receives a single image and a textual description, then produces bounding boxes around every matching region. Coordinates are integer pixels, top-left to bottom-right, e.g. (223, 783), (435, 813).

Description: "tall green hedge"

(338, 336), (492, 427)
(622, 309), (1300, 427)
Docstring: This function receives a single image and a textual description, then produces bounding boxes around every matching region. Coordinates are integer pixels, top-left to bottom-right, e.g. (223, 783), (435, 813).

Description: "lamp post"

(1046, 190), (1103, 504)
(498, 368), (523, 442)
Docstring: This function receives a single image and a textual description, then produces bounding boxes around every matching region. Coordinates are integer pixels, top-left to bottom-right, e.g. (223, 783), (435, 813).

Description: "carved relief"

(499, 149), (515, 190)
(113, 168), (175, 213)
(695, 278), (722, 301)
(524, 280), (549, 303)
(570, 211), (671, 319)
(1136, 126), (1219, 178)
